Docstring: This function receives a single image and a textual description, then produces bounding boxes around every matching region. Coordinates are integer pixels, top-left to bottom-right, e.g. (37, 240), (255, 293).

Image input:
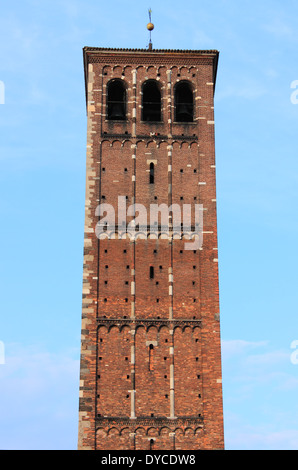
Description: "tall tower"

(78, 35), (224, 450)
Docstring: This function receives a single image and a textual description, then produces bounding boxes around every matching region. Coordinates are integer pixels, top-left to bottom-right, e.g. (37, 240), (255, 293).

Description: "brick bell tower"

(78, 22), (224, 450)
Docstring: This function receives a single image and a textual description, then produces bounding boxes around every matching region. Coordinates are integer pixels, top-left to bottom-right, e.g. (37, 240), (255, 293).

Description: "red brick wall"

(78, 48), (224, 451)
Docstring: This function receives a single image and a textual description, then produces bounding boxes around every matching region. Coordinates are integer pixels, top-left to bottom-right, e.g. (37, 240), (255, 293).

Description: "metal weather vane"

(147, 8), (154, 49)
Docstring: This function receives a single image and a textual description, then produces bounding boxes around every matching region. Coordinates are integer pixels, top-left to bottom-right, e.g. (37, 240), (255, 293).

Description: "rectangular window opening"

(149, 162), (155, 184)
(150, 266), (154, 279)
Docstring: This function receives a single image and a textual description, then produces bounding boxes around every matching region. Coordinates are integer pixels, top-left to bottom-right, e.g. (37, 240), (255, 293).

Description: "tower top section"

(82, 46), (219, 106)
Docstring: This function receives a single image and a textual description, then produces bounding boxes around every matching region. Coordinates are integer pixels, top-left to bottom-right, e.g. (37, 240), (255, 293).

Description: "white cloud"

(216, 80), (268, 101)
(222, 338), (298, 449)
(226, 421), (298, 450)
(246, 349), (289, 366)
(222, 339), (268, 359)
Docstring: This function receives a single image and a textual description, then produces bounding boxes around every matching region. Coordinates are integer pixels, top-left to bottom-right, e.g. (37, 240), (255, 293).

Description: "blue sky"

(0, 0), (298, 450)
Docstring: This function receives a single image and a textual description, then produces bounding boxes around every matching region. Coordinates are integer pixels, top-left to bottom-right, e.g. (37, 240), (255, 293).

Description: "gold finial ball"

(147, 22), (154, 31)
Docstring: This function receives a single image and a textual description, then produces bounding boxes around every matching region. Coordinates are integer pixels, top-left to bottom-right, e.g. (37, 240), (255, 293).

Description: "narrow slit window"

(150, 266), (154, 279)
(175, 81), (194, 122)
(149, 162), (155, 184)
(107, 79), (126, 120)
(142, 80), (161, 121)
(149, 344), (154, 371)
